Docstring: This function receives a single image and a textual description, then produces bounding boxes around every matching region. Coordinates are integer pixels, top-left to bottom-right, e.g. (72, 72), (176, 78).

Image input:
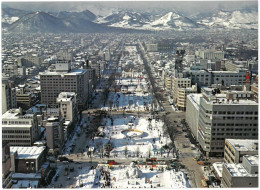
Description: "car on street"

(107, 160), (118, 165)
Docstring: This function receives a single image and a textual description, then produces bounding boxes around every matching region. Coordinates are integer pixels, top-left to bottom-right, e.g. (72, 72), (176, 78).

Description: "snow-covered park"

(91, 115), (176, 159)
(75, 163), (190, 188)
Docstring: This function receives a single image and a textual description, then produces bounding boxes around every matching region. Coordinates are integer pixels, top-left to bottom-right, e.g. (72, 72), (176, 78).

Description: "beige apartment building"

(172, 77), (191, 103)
(177, 85), (197, 111)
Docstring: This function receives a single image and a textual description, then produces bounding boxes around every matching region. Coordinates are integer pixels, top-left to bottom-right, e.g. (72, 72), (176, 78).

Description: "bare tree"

(136, 146), (140, 157)
(147, 147), (152, 158)
(124, 146), (128, 157)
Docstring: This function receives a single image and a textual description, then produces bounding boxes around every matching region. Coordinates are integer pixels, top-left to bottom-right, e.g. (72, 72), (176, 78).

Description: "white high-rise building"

(197, 88), (258, 157)
(2, 108), (41, 146)
(57, 92), (77, 122)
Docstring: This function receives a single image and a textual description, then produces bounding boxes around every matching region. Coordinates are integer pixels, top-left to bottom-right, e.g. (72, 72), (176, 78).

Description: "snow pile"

(75, 167), (100, 188)
(97, 165), (190, 188)
(122, 162), (143, 179)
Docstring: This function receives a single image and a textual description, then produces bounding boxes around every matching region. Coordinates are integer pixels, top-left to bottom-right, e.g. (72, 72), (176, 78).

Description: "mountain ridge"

(2, 7), (258, 33)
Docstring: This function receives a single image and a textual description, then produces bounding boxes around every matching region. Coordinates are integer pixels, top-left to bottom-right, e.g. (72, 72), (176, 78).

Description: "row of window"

(3, 135), (30, 138)
(212, 128), (257, 131)
(212, 133), (257, 136)
(3, 130), (30, 134)
(213, 116), (258, 120)
(204, 109), (258, 115)
(8, 140), (30, 143)
(213, 123), (257, 127)
(224, 150), (235, 163)
(26, 162), (35, 169)
(215, 111), (257, 115)
(2, 121), (30, 125)
(214, 75), (245, 78)
(211, 147), (223, 150)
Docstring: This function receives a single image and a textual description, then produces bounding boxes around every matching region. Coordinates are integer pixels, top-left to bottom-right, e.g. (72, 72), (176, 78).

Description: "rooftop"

(187, 94), (202, 110)
(226, 139), (258, 152)
(10, 146), (46, 159)
(244, 155), (258, 166)
(213, 162), (223, 178)
(57, 92), (76, 102)
(40, 68), (87, 76)
(224, 163), (258, 177)
(2, 109), (21, 119)
(212, 71), (240, 74)
(203, 93), (258, 105)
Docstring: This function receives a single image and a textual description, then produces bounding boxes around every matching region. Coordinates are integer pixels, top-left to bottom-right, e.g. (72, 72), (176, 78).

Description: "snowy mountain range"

(2, 7), (258, 33)
(195, 10), (258, 30)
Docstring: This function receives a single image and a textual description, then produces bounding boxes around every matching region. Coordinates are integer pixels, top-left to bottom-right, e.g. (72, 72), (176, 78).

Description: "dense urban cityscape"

(1, 1), (258, 188)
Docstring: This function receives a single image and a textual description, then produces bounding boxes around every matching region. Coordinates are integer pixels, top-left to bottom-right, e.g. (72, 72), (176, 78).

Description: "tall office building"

(186, 94), (202, 141)
(197, 87), (258, 157)
(40, 61), (90, 109)
(2, 108), (41, 146)
(2, 81), (17, 114)
(45, 117), (64, 154)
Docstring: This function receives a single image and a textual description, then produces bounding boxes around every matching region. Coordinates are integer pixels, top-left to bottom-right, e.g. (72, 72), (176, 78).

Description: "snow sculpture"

(122, 162), (143, 179)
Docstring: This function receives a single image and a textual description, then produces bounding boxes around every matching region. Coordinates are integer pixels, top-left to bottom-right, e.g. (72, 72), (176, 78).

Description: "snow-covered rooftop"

(203, 93), (258, 105)
(40, 68), (87, 76)
(10, 146), (46, 159)
(243, 155), (258, 166)
(224, 163), (257, 177)
(187, 94), (202, 110)
(226, 139), (258, 152)
(2, 109), (21, 119)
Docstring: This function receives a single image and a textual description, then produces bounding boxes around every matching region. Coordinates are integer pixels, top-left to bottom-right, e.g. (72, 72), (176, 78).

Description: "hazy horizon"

(2, 1), (258, 16)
